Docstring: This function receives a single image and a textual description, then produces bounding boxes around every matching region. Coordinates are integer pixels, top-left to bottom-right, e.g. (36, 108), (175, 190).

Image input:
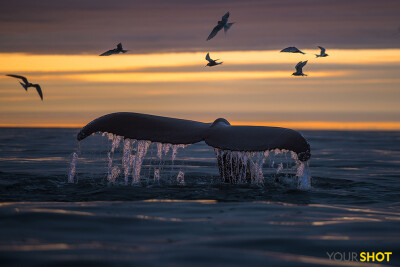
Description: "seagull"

(99, 43), (128, 56)
(206, 12), (234, 41)
(280, 47), (305, 54)
(6, 74), (43, 100)
(315, 46), (328, 58)
(292, 61), (308, 76)
(205, 53), (222, 67)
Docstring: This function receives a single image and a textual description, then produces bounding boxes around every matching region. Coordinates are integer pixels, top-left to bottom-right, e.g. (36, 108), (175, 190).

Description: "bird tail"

(315, 54), (320, 58)
(224, 23), (234, 33)
(19, 82), (28, 91)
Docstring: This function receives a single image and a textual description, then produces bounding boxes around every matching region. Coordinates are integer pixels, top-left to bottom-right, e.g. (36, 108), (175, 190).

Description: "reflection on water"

(0, 201), (399, 266)
(143, 199), (217, 204)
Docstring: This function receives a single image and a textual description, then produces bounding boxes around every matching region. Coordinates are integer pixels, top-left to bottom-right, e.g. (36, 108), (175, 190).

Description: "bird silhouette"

(100, 43), (128, 56)
(206, 12), (234, 41)
(6, 74), (43, 100)
(281, 47), (305, 54)
(292, 61), (308, 76)
(315, 46), (328, 58)
(205, 53), (223, 67)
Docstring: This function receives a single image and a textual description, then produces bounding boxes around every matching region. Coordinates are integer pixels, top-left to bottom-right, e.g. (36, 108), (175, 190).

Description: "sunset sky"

(0, 0), (399, 129)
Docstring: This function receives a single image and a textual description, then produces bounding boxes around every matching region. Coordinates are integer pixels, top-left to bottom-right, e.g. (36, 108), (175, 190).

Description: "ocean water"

(0, 128), (399, 266)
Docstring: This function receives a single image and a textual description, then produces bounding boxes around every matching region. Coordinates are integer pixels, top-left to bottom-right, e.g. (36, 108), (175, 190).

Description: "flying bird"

(205, 53), (222, 67)
(99, 43), (128, 56)
(206, 12), (234, 41)
(315, 46), (328, 58)
(292, 61), (308, 76)
(281, 47), (305, 54)
(6, 74), (43, 100)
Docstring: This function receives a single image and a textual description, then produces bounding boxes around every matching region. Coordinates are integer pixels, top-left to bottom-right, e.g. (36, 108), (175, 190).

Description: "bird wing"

(6, 74), (28, 84)
(100, 49), (116, 56)
(295, 61), (303, 72)
(19, 82), (28, 91)
(32, 84), (43, 100)
(300, 60), (308, 68)
(221, 12), (230, 23)
(224, 22), (234, 33)
(207, 24), (222, 40)
(281, 47), (301, 53)
(318, 46), (325, 54)
(281, 47), (295, 52)
(205, 53), (212, 62)
(117, 43), (123, 51)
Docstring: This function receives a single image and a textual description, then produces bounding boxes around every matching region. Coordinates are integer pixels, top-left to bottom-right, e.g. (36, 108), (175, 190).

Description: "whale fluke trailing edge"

(77, 112), (311, 162)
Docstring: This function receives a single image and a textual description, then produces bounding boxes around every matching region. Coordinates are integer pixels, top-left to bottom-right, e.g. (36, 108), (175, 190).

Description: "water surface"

(0, 128), (399, 266)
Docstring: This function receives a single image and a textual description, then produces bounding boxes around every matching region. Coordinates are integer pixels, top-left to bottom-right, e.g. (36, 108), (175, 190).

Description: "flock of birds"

(279, 46), (329, 76)
(5, 11), (329, 101)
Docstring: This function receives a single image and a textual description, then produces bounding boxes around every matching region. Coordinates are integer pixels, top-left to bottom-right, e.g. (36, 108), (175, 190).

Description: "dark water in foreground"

(0, 128), (399, 266)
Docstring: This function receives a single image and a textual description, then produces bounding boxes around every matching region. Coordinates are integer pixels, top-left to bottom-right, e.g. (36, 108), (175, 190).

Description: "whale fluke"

(77, 112), (311, 162)
(77, 112), (208, 145)
(206, 124), (310, 161)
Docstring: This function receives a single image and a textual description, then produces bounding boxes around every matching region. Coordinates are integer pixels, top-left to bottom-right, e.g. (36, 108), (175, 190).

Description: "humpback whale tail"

(74, 112), (311, 187)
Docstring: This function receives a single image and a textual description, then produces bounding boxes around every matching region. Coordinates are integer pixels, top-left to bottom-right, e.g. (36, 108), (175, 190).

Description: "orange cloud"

(0, 49), (399, 73)
(0, 49), (399, 129)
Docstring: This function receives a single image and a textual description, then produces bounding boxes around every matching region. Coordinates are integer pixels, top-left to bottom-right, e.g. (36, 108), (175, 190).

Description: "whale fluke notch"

(211, 118), (231, 127)
(77, 112), (311, 162)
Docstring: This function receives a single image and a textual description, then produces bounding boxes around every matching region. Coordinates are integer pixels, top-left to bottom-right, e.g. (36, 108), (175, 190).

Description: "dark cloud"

(0, 0), (399, 54)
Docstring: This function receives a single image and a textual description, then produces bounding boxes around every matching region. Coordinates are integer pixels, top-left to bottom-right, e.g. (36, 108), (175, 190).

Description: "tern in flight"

(99, 43), (128, 56)
(315, 46), (328, 58)
(206, 12), (234, 41)
(292, 61), (308, 76)
(6, 74), (43, 100)
(281, 47), (305, 54)
(205, 53), (223, 67)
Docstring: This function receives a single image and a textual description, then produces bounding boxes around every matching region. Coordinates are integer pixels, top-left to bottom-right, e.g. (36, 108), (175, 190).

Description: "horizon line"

(1, 121), (400, 131)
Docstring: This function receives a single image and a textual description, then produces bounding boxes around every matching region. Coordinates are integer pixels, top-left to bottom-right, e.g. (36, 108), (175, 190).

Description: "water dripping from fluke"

(68, 152), (79, 183)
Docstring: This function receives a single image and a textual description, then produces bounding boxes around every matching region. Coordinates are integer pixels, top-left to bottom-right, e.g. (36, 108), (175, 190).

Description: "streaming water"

(176, 170), (185, 185)
(67, 152), (79, 183)
(132, 140), (151, 185)
(68, 133), (311, 189)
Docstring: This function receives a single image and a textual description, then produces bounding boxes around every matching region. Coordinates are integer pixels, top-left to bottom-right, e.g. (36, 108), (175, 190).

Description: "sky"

(0, 0), (399, 129)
